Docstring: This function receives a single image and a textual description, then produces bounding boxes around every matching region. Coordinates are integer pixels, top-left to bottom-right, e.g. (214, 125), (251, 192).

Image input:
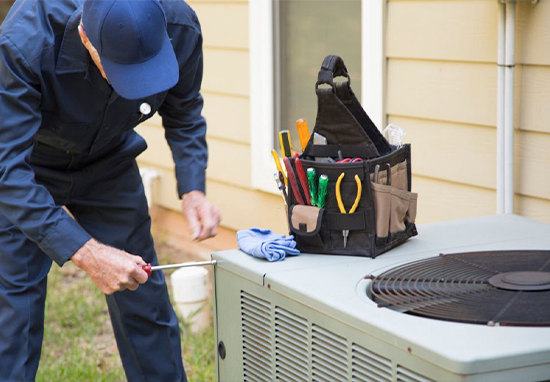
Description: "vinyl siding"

(387, 0), (550, 224)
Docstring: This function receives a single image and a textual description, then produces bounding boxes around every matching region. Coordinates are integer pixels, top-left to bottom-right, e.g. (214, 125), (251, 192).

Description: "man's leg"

(0, 213), (52, 381)
(67, 160), (186, 382)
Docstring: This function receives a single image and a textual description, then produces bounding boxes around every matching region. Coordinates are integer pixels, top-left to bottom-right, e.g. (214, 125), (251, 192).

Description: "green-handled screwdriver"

(317, 174), (328, 208)
(307, 168), (317, 207)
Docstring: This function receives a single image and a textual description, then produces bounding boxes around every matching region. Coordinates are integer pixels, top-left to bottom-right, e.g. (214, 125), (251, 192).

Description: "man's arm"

(0, 37), (147, 293)
(158, 21), (220, 240)
(0, 36), (91, 265)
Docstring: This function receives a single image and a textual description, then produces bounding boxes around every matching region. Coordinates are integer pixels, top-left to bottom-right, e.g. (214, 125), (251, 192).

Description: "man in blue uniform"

(0, 0), (220, 380)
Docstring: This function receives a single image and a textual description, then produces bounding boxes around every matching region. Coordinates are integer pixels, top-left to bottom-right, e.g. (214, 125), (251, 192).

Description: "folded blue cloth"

(237, 228), (300, 262)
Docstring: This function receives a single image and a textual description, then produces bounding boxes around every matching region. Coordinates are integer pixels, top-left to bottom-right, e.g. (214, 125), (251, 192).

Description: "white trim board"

(250, 0), (277, 193)
(250, 0), (387, 193)
(362, 0), (387, 131)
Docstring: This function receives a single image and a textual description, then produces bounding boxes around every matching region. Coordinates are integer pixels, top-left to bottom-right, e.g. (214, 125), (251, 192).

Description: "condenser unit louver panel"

(351, 343), (393, 382)
(240, 291), (273, 382)
(311, 325), (348, 381)
(216, 216), (550, 381)
(274, 307), (309, 381)
(396, 366), (434, 382)
(237, 290), (434, 382)
(239, 290), (422, 381)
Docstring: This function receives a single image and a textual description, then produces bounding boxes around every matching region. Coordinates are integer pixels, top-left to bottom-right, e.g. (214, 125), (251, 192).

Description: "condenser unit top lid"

(213, 214), (550, 375)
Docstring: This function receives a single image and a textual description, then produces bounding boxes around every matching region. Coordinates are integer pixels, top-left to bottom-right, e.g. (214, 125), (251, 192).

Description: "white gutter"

(497, 0), (516, 215)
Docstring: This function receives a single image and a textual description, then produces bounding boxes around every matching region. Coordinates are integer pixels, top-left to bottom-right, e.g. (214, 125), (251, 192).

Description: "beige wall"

(138, 0), (550, 234)
(386, 0), (550, 224)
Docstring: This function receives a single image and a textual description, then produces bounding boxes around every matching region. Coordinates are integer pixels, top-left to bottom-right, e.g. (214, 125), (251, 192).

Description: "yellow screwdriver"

(279, 130), (294, 157)
(271, 149), (287, 186)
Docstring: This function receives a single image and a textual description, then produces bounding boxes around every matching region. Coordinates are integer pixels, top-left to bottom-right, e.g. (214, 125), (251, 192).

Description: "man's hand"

(182, 191), (221, 241)
(72, 239), (148, 295)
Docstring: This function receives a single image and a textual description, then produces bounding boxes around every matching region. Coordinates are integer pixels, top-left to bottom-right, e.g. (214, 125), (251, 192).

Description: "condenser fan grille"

(369, 250), (550, 326)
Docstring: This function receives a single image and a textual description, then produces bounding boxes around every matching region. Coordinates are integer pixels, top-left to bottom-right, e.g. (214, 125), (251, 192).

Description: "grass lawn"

(36, 241), (216, 382)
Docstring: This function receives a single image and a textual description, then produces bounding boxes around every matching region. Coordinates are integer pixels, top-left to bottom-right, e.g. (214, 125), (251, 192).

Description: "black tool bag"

(286, 55), (418, 258)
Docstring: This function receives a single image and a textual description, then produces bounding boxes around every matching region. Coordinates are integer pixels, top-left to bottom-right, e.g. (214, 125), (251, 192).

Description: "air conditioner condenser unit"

(212, 215), (550, 382)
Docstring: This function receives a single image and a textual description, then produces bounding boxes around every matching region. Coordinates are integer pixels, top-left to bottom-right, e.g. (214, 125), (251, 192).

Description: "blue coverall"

(0, 0), (207, 380)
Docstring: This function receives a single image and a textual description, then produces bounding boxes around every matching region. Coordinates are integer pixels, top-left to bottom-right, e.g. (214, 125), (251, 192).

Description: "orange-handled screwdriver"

(296, 119), (310, 152)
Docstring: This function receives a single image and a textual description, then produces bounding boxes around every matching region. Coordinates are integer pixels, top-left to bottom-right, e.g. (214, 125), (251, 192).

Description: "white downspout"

(504, 0), (516, 214)
(496, 0), (516, 215)
(496, 1), (506, 214)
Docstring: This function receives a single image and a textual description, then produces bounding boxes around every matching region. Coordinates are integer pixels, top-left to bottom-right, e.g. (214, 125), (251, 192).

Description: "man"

(0, 0), (220, 380)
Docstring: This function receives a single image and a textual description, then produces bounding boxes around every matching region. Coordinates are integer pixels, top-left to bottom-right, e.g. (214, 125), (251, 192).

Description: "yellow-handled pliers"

(335, 172), (362, 248)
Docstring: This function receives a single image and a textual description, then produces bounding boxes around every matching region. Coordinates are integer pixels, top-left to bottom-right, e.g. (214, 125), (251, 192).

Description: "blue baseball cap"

(82, 0), (178, 100)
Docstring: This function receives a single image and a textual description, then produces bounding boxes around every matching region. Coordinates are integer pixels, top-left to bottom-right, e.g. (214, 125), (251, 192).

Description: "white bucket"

(170, 267), (210, 332)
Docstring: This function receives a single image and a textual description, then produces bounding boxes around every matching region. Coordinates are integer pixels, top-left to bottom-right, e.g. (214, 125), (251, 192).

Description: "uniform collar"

(56, 5), (90, 75)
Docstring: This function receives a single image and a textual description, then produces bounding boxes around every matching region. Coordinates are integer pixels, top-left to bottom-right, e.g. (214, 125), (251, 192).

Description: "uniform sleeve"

(0, 36), (92, 266)
(158, 24), (207, 197)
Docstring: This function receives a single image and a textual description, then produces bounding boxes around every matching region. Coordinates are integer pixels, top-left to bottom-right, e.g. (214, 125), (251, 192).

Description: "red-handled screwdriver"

(294, 157), (311, 205)
(141, 260), (217, 275)
(283, 157), (305, 205)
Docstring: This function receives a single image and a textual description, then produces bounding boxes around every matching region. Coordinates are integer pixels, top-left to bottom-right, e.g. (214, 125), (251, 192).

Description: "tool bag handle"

(316, 55), (350, 90)
(304, 55), (392, 159)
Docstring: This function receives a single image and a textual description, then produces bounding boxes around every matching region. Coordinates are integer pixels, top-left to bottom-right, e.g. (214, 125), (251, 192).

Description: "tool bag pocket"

(390, 187), (417, 233)
(371, 182), (391, 238)
(288, 205), (326, 250)
(371, 183), (418, 237)
(327, 210), (370, 253)
(368, 145), (418, 255)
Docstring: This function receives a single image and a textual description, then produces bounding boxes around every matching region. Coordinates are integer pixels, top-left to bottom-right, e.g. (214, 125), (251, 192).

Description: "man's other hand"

(181, 191), (221, 241)
(71, 239), (149, 294)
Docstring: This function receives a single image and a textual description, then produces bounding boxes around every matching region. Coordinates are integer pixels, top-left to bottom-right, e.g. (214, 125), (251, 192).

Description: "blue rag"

(237, 228), (300, 262)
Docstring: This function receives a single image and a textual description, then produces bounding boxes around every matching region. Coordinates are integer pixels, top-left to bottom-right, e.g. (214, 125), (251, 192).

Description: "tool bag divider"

(286, 55), (418, 258)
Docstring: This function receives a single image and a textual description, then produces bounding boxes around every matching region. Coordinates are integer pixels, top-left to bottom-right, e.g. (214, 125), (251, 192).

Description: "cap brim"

(101, 33), (179, 100)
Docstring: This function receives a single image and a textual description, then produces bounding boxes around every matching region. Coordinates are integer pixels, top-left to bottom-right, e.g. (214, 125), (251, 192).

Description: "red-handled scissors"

(336, 158), (364, 164)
